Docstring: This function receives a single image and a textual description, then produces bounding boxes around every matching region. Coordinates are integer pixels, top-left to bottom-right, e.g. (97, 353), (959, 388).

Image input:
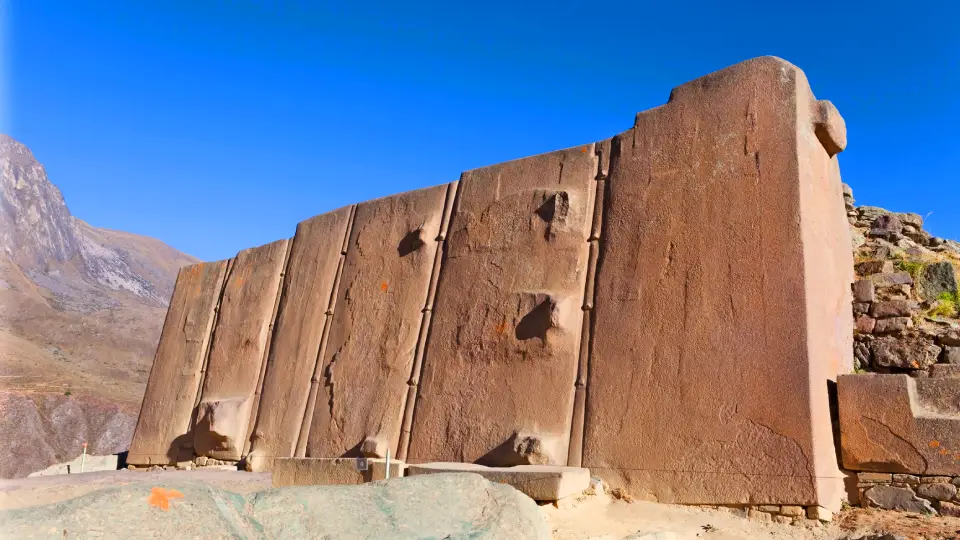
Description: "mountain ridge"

(0, 134), (198, 478)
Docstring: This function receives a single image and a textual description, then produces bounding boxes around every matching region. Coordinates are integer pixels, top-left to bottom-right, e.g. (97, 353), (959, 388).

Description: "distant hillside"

(0, 134), (198, 478)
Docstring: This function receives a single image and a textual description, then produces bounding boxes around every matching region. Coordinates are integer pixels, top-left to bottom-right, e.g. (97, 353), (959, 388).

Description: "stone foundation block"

(404, 462), (589, 501)
(269, 458), (403, 488)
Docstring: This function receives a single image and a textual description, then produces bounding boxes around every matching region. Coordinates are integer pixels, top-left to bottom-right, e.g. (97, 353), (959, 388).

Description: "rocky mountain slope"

(0, 134), (198, 478)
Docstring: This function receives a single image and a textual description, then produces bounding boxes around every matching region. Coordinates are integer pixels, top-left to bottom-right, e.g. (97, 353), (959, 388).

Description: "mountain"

(0, 134), (198, 478)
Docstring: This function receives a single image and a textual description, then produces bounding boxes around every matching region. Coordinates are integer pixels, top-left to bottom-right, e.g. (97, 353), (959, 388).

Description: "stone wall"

(838, 185), (960, 516)
(127, 56), (854, 510)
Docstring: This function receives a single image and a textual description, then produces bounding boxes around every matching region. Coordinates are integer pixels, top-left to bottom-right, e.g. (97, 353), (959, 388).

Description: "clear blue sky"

(6, 1), (959, 261)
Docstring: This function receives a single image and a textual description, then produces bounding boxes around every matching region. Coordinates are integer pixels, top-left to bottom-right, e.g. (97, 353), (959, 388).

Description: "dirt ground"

(543, 490), (960, 539)
(3, 470), (960, 539)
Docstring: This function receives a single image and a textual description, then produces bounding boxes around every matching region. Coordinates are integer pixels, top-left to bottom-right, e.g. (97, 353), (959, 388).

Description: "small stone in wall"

(870, 300), (914, 319)
(858, 472), (893, 482)
(892, 474), (920, 484)
(870, 272), (914, 289)
(920, 476), (952, 484)
(917, 482), (957, 501)
(857, 260), (894, 276)
(940, 501), (960, 518)
(853, 279), (876, 302)
(945, 347), (960, 364)
(853, 303), (871, 317)
(747, 509), (772, 523)
(780, 505), (804, 517)
(855, 315), (877, 334)
(873, 317), (913, 334)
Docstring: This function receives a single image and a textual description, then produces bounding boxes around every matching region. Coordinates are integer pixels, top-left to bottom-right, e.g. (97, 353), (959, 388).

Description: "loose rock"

(863, 485), (935, 514)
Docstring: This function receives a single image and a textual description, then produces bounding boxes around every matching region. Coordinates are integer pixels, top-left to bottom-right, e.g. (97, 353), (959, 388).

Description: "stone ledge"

(267, 458), (403, 487)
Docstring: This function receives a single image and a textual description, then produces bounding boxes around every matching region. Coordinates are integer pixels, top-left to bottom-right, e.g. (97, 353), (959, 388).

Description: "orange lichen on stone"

(930, 440), (941, 448)
(147, 487), (184, 511)
(380, 281), (388, 292)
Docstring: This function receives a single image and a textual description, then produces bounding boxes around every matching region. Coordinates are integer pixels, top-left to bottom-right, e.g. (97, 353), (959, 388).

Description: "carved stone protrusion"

(360, 436), (389, 458)
(813, 99), (847, 157)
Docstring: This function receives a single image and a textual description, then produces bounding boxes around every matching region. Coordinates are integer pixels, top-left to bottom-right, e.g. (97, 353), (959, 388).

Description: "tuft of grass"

(64, 390), (72, 396)
(929, 292), (960, 319)
(894, 258), (925, 280)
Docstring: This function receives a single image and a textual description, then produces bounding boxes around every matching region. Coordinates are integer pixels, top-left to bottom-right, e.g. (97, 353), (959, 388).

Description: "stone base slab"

(266, 458), (403, 487)
(404, 462), (589, 501)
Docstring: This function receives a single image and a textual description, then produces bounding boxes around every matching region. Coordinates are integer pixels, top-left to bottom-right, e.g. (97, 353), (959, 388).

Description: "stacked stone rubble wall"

(127, 56), (860, 510)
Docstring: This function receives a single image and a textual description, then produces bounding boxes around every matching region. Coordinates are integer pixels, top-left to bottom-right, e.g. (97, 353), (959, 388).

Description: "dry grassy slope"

(0, 135), (198, 478)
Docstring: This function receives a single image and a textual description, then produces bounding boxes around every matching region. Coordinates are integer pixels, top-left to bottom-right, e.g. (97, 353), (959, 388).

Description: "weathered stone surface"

(858, 472), (892, 482)
(0, 474), (551, 539)
(920, 475), (952, 483)
(853, 279), (876, 302)
(945, 346), (960, 364)
(858, 207), (890, 224)
(869, 336), (941, 369)
(780, 505), (804, 517)
(269, 457), (400, 486)
(127, 260), (229, 465)
(870, 300), (914, 319)
(584, 57), (850, 508)
(917, 481), (957, 501)
(870, 272), (914, 288)
(247, 207), (353, 464)
(855, 315), (876, 334)
(863, 485), (935, 514)
(892, 474), (920, 484)
(918, 261), (958, 301)
(897, 213), (924, 229)
(406, 462), (589, 501)
(306, 185), (449, 459)
(839, 374), (960, 475)
(856, 260), (894, 276)
(939, 500), (960, 517)
(930, 364), (960, 378)
(194, 239), (289, 460)
(873, 317), (913, 334)
(853, 302), (871, 316)
(869, 214), (903, 240)
(407, 144), (596, 466)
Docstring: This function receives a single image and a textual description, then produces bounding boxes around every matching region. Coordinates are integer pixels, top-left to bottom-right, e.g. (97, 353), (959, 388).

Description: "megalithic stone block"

(583, 57), (852, 510)
(246, 207), (353, 467)
(407, 145), (597, 466)
(127, 260), (229, 465)
(194, 239), (289, 460)
(839, 373), (960, 476)
(305, 184), (449, 459)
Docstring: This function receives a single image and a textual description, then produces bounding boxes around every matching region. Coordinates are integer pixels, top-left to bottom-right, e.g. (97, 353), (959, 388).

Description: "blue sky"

(6, 1), (958, 261)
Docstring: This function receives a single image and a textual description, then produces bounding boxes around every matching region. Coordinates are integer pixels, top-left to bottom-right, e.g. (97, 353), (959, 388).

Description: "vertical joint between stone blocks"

(568, 149), (605, 467)
(293, 205), (356, 458)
